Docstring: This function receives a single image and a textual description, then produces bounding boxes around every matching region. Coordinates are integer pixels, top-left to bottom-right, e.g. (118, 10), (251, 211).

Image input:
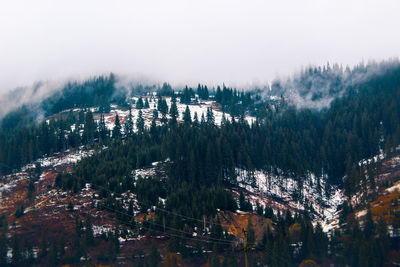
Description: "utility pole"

(240, 228), (255, 267)
(243, 229), (249, 267)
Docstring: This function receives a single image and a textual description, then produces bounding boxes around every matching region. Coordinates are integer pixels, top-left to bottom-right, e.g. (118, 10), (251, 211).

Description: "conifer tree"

(83, 110), (96, 144)
(112, 114), (121, 138)
(48, 241), (58, 266)
(200, 113), (206, 125)
(221, 112), (227, 125)
(12, 235), (21, 265)
(124, 108), (134, 137)
(183, 106), (192, 125)
(136, 110), (145, 134)
(206, 107), (215, 126)
(0, 235), (6, 267)
(364, 208), (375, 239)
(99, 113), (108, 142)
(161, 112), (168, 125)
(27, 178), (35, 200)
(85, 214), (94, 246)
(170, 96), (178, 125)
(153, 109), (158, 119)
(136, 97), (144, 109)
(193, 112), (199, 127)
(157, 97), (168, 114)
(144, 98), (150, 108)
(144, 244), (162, 267)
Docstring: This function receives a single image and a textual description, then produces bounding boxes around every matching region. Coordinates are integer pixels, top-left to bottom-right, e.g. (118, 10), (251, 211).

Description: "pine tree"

(124, 108), (134, 137)
(239, 192), (251, 211)
(364, 208), (375, 239)
(12, 235), (21, 265)
(210, 216), (224, 252)
(40, 230), (48, 258)
(99, 113), (108, 142)
(183, 106), (192, 125)
(0, 234), (7, 266)
(150, 119), (158, 141)
(112, 114), (121, 138)
(200, 113), (206, 125)
(221, 112), (227, 125)
(27, 177), (35, 200)
(73, 235), (82, 261)
(314, 222), (328, 257)
(136, 97), (144, 109)
(153, 109), (159, 119)
(83, 110), (96, 144)
(59, 234), (66, 258)
(75, 216), (83, 238)
(136, 110), (145, 134)
(144, 244), (162, 267)
(157, 97), (168, 114)
(144, 98), (150, 109)
(85, 214), (94, 246)
(256, 202), (263, 216)
(161, 112), (168, 125)
(24, 240), (34, 264)
(376, 217), (390, 264)
(193, 112), (199, 127)
(206, 107), (215, 126)
(48, 241), (58, 266)
(170, 96), (178, 125)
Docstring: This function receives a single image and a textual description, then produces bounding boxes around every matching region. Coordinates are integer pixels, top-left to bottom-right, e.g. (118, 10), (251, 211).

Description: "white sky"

(0, 0), (399, 91)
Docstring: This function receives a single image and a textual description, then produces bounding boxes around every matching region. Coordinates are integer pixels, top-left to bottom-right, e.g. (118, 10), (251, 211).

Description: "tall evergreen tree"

(85, 214), (94, 246)
(206, 108), (215, 126)
(193, 112), (199, 127)
(124, 108), (134, 137)
(170, 96), (179, 125)
(136, 97), (144, 109)
(183, 106), (192, 125)
(144, 244), (162, 267)
(153, 108), (159, 119)
(136, 110), (145, 134)
(144, 98), (150, 109)
(12, 235), (21, 265)
(0, 234), (7, 266)
(99, 113), (108, 142)
(83, 110), (96, 144)
(364, 208), (375, 239)
(112, 114), (121, 138)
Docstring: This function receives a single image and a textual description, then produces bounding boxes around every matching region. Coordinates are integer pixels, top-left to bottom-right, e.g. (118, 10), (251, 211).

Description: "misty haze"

(0, 1), (399, 266)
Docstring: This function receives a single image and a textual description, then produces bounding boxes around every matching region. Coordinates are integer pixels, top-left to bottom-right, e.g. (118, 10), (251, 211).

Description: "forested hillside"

(0, 61), (399, 266)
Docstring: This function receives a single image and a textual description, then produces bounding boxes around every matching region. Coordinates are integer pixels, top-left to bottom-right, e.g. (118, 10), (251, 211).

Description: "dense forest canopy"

(0, 60), (399, 265)
(1, 60), (399, 183)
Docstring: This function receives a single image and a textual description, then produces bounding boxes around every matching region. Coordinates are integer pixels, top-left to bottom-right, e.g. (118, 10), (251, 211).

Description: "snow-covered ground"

(358, 151), (386, 166)
(236, 168), (343, 232)
(20, 148), (94, 171)
(386, 180), (400, 193)
(0, 173), (27, 197)
(102, 97), (256, 133)
(1, 149), (93, 202)
(38, 149), (94, 168)
(92, 224), (114, 237)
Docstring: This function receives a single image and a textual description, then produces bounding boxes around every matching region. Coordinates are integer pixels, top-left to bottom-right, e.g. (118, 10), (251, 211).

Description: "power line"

(96, 208), (234, 246)
(1, 164), (233, 245)
(79, 177), (234, 228)
(82, 190), (297, 266)
(90, 196), (233, 245)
